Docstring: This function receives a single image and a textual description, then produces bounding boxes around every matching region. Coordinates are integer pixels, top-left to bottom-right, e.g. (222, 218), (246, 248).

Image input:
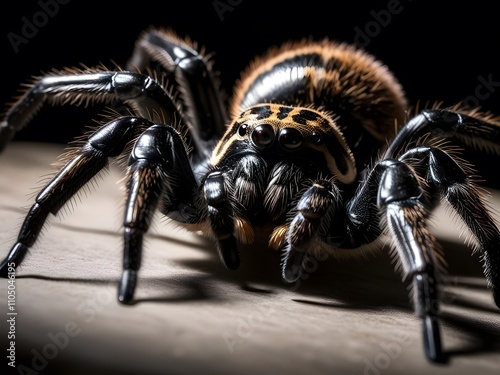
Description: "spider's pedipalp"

(232, 153), (267, 215)
(263, 161), (305, 221)
(202, 170), (240, 270)
(282, 180), (339, 282)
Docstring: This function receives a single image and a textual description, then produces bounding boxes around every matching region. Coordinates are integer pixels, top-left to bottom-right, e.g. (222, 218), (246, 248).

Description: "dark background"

(1, 0), (499, 147)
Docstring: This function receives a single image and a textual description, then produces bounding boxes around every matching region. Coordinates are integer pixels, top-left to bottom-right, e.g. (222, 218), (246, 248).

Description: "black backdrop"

(1, 0), (499, 147)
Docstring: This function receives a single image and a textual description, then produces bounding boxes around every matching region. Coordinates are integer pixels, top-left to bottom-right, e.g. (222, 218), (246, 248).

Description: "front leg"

(377, 160), (444, 362)
(0, 116), (150, 276)
(347, 144), (500, 362)
(399, 146), (500, 306)
(119, 124), (201, 304)
(345, 157), (444, 361)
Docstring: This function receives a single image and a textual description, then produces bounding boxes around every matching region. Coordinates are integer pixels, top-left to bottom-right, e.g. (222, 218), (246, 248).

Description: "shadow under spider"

(440, 312), (500, 359)
(16, 273), (215, 303)
(173, 235), (500, 361)
(7, 206), (499, 361)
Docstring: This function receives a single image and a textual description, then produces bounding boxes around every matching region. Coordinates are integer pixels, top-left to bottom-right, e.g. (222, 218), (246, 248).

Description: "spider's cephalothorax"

(1, 29), (500, 363)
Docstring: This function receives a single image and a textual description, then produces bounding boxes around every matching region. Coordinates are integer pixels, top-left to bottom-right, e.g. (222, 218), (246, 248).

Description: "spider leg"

(120, 124), (200, 304)
(377, 159), (444, 362)
(0, 70), (184, 152)
(385, 108), (500, 306)
(344, 138), (500, 362)
(0, 116), (151, 276)
(378, 144), (500, 361)
(126, 28), (228, 154)
(399, 146), (500, 307)
(384, 108), (500, 158)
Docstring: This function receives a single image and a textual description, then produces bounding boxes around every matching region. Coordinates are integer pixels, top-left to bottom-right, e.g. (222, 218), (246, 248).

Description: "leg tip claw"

(118, 269), (137, 305)
(217, 237), (240, 270)
(282, 249), (306, 283)
(0, 259), (10, 278)
(423, 315), (446, 363)
(0, 243), (27, 278)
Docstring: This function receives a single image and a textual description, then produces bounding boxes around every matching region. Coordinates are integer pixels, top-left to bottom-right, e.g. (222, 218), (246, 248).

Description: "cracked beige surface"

(0, 142), (499, 375)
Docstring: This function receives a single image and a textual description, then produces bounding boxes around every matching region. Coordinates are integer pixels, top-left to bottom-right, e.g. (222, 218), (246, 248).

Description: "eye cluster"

(238, 122), (324, 152)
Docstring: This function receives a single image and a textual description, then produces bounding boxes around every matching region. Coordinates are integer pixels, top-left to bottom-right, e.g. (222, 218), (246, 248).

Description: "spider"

(0, 28), (499, 363)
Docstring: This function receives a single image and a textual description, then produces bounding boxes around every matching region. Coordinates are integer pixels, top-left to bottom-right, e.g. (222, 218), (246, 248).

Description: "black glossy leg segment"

(119, 125), (201, 303)
(120, 166), (163, 304)
(376, 158), (444, 362)
(384, 202), (443, 362)
(373, 143), (500, 362)
(400, 146), (500, 307)
(0, 71), (183, 152)
(342, 161), (391, 247)
(126, 30), (227, 152)
(384, 109), (500, 159)
(0, 116), (145, 278)
(203, 171), (240, 270)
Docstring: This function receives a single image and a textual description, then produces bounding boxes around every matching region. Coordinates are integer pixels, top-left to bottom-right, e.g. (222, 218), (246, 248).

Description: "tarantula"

(0, 28), (499, 363)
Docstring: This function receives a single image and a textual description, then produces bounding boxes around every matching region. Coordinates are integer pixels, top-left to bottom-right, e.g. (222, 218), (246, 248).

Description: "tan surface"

(0, 142), (499, 375)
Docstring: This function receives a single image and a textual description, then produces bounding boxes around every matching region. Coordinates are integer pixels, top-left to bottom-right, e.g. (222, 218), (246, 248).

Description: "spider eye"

(311, 131), (323, 146)
(278, 128), (303, 151)
(251, 124), (275, 149)
(238, 123), (249, 137)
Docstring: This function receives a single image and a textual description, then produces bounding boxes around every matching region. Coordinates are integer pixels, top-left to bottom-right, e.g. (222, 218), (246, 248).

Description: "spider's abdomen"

(229, 39), (408, 169)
